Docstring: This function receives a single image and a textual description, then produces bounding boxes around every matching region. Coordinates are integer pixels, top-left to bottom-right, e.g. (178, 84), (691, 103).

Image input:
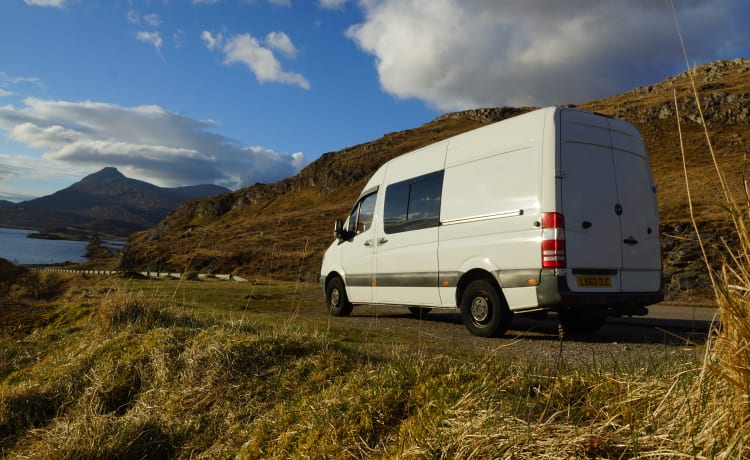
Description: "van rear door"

(559, 109), (661, 294)
(609, 123), (662, 292)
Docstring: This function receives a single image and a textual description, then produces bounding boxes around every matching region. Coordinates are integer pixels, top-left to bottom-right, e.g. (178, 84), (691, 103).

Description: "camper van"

(320, 107), (663, 337)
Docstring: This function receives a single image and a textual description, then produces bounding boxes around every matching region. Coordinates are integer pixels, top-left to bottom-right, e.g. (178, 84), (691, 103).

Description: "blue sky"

(0, 0), (748, 202)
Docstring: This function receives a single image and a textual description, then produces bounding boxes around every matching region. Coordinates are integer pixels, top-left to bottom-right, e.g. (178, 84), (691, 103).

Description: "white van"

(320, 107), (663, 337)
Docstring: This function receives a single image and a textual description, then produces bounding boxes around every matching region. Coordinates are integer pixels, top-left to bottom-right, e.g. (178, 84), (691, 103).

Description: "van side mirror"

(334, 219), (346, 241)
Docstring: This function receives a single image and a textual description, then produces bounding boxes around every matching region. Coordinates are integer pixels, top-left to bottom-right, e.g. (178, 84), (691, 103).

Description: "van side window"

(346, 192), (377, 235)
(384, 170), (443, 234)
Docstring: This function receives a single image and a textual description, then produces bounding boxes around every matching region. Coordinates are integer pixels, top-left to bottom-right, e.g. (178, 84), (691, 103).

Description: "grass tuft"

(96, 288), (176, 331)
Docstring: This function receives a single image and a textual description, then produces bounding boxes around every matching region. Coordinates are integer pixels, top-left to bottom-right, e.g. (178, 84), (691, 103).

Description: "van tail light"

(541, 212), (566, 269)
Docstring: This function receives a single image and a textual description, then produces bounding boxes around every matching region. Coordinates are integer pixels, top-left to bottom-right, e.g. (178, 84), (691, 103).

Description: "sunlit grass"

(0, 275), (706, 458)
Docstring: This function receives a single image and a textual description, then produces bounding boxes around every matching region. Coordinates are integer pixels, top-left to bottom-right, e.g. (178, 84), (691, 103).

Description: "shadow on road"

(348, 307), (714, 345)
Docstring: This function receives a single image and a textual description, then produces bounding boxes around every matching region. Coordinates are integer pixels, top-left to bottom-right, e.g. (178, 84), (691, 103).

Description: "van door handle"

(378, 237), (388, 245)
(364, 239), (374, 247)
(623, 237), (638, 245)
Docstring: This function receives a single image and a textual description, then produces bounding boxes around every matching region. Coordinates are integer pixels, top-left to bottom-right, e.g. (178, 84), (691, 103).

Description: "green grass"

(0, 274), (726, 458)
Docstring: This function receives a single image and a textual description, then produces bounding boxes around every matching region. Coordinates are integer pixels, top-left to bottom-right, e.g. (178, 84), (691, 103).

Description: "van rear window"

(384, 170), (443, 234)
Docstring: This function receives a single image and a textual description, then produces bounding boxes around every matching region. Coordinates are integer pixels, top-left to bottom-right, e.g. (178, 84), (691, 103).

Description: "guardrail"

(36, 268), (248, 282)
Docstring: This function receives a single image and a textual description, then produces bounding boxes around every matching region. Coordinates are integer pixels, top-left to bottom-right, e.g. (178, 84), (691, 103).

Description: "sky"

(0, 0), (748, 202)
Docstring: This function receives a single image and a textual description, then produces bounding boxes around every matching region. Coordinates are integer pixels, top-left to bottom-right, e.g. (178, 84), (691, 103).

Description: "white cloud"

(136, 31), (163, 57)
(319, 0), (348, 9)
(0, 73), (44, 101)
(204, 31), (310, 89)
(24, 0), (65, 7)
(0, 98), (307, 189)
(347, 0), (750, 110)
(265, 31), (297, 58)
(143, 13), (162, 27)
(201, 30), (222, 51)
(0, 73), (42, 87)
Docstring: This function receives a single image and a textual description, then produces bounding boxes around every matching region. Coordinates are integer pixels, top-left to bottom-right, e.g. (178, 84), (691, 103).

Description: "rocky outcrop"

(661, 224), (718, 302)
(434, 107), (534, 124)
(594, 58), (750, 127)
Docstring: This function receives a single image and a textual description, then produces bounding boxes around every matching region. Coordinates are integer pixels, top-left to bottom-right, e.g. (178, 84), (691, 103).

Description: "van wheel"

(558, 310), (607, 334)
(460, 280), (512, 338)
(326, 277), (353, 317)
(408, 307), (431, 319)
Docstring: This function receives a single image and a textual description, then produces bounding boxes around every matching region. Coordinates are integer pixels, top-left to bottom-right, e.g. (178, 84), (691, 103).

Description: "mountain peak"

(0, 166), (228, 236)
(88, 167), (125, 180)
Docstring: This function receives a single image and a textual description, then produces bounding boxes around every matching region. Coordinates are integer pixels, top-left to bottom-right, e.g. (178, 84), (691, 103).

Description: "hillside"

(0, 167), (229, 237)
(121, 59), (750, 301)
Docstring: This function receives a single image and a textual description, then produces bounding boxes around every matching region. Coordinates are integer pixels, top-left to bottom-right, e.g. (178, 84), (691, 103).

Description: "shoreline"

(1, 226), (127, 243)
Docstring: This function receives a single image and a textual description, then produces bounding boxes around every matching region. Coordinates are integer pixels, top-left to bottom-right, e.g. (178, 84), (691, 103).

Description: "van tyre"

(326, 277), (353, 317)
(460, 280), (512, 338)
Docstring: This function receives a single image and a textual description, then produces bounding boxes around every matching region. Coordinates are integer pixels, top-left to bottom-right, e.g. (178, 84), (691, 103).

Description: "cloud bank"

(0, 98), (306, 189)
(347, 0), (749, 110)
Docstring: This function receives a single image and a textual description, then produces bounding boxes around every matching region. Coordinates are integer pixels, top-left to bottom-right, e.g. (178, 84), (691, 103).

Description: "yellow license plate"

(576, 276), (612, 288)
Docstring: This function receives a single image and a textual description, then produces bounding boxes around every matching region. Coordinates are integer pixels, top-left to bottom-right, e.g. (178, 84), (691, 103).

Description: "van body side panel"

(502, 286), (540, 309)
(337, 167), (386, 302)
(542, 108), (561, 216)
(372, 142), (447, 305)
(340, 229), (375, 302)
(439, 110), (547, 309)
(374, 227), (441, 305)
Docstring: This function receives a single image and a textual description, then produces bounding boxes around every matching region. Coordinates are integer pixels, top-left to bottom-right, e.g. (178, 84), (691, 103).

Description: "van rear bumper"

(536, 269), (663, 314)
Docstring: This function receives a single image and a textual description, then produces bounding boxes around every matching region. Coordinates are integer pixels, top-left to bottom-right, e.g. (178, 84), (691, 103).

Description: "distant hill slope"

(121, 59), (750, 301)
(0, 167), (229, 236)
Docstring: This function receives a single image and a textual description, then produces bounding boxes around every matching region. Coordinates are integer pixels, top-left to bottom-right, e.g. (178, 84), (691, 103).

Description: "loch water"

(0, 227), (89, 265)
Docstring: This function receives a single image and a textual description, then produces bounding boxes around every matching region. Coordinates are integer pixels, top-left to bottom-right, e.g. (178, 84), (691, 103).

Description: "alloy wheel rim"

(330, 288), (340, 308)
(470, 296), (489, 323)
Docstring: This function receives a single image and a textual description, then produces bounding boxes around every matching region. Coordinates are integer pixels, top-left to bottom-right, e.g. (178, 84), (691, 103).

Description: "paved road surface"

(611, 302), (718, 328)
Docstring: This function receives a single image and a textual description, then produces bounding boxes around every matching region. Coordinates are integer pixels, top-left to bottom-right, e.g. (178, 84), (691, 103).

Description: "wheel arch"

(324, 270), (345, 288)
(455, 269), (507, 308)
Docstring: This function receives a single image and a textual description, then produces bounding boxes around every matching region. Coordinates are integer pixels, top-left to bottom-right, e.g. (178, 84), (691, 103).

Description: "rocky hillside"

(121, 59), (750, 302)
(0, 167), (229, 237)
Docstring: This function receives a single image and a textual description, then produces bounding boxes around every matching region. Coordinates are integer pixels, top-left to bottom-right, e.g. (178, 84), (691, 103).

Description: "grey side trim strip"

(345, 269), (541, 289)
(441, 209), (523, 226)
(346, 274), (374, 287)
(376, 272), (437, 288)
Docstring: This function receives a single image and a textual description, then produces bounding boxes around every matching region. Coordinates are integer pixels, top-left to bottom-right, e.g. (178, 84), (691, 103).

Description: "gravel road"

(282, 296), (719, 370)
